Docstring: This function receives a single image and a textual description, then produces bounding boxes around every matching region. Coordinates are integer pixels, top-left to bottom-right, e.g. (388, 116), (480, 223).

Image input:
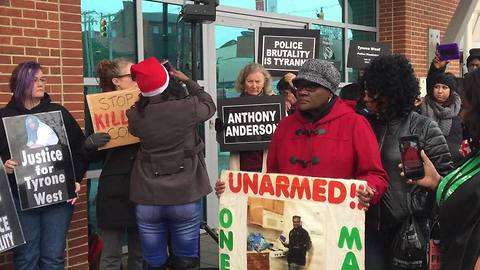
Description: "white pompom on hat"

(131, 57), (170, 97)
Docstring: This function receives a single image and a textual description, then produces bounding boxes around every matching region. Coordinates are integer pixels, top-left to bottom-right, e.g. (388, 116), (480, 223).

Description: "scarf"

(420, 92), (461, 136)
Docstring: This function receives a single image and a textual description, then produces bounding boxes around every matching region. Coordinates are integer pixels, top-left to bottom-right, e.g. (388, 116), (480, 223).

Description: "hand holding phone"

(399, 135), (425, 180)
(162, 60), (173, 72)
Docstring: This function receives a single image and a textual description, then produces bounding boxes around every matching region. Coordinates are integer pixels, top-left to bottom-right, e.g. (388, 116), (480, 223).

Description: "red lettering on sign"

(290, 177), (311, 200)
(228, 172), (242, 193)
(275, 175), (290, 198)
(328, 180), (347, 204)
(94, 113), (105, 130)
(312, 178), (327, 202)
(259, 174), (275, 196)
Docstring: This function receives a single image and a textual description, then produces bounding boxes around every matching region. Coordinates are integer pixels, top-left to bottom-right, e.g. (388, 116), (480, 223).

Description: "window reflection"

(143, 1), (203, 79)
(219, 0), (343, 22)
(348, 0), (376, 27)
(311, 24), (344, 80)
(81, 0), (136, 77)
(216, 26), (254, 99)
(347, 30), (376, 82)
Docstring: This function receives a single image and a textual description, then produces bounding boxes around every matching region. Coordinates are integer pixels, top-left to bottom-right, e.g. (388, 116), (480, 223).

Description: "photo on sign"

(246, 197), (326, 269)
(3, 111), (76, 210)
(0, 163), (25, 252)
(219, 171), (366, 270)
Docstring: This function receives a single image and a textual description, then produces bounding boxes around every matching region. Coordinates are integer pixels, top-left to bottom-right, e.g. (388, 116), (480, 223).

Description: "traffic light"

(99, 18), (107, 37)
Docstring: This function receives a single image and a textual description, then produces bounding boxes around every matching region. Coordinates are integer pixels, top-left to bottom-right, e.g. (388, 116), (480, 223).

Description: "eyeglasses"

(293, 81), (321, 93)
(116, 74), (132, 79)
(34, 77), (47, 84)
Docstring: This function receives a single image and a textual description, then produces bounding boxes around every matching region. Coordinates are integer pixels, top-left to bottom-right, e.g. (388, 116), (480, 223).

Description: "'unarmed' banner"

(219, 170), (366, 270)
(86, 87), (140, 149)
(3, 111), (77, 210)
(217, 96), (286, 152)
(0, 163), (24, 252)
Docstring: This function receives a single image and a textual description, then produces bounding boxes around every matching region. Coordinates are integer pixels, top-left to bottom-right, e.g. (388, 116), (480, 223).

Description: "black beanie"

(431, 74), (457, 95)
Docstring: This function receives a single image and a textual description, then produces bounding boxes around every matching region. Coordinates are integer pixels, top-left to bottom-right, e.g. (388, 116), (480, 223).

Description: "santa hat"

(131, 57), (169, 97)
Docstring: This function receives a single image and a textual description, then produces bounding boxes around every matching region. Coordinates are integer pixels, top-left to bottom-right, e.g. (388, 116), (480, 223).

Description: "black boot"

(171, 256), (200, 270)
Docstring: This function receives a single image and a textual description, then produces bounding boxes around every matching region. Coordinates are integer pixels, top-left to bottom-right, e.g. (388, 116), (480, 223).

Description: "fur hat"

(293, 59), (340, 92)
(131, 57), (169, 97)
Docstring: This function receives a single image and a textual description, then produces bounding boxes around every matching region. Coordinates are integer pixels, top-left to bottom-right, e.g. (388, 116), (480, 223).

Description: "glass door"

(203, 15), (306, 227)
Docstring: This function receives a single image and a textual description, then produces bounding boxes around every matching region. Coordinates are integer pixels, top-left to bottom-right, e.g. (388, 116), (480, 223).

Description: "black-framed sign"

(347, 40), (392, 69)
(3, 111), (77, 210)
(218, 95), (286, 152)
(258, 27), (320, 77)
(0, 163), (25, 252)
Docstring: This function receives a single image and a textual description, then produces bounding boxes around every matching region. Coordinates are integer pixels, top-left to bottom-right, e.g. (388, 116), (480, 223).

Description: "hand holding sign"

(84, 133), (111, 150)
(4, 159), (17, 175)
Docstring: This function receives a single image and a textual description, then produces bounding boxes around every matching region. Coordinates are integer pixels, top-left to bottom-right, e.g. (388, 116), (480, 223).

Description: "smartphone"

(437, 43), (460, 61)
(399, 135), (424, 180)
(162, 60), (173, 72)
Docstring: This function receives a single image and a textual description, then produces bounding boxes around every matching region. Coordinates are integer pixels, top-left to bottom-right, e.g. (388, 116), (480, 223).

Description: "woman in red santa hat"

(126, 57), (216, 270)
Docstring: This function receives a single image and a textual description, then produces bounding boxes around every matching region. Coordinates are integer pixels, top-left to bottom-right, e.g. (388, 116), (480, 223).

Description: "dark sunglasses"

(293, 80), (322, 93)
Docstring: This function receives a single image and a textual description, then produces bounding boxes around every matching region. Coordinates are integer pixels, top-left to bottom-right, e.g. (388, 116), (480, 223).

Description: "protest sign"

(219, 170), (366, 270)
(258, 27), (320, 76)
(0, 163), (25, 252)
(3, 111), (77, 210)
(347, 40), (392, 69)
(218, 96), (286, 152)
(86, 87), (140, 149)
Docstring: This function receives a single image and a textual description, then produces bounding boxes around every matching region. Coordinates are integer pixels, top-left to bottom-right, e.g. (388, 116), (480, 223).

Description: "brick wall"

(379, 0), (461, 77)
(0, 0), (88, 269)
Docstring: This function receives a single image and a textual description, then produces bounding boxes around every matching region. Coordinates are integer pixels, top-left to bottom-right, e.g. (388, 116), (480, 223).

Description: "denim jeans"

(13, 199), (74, 270)
(135, 200), (200, 268)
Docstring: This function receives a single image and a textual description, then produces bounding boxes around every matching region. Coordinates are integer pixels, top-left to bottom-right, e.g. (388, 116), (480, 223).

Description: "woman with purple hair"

(0, 61), (87, 269)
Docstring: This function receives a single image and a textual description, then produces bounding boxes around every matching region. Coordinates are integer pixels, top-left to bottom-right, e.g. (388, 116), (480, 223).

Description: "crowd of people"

(0, 47), (479, 270)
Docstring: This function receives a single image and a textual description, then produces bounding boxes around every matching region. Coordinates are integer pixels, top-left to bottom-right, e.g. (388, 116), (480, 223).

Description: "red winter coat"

(267, 99), (388, 204)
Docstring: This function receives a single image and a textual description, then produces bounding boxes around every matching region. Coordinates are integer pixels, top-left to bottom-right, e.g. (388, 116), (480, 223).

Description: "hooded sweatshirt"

(267, 98), (388, 204)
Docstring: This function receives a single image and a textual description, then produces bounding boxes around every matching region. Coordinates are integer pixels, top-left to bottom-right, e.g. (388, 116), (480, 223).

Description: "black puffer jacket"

(367, 111), (453, 230)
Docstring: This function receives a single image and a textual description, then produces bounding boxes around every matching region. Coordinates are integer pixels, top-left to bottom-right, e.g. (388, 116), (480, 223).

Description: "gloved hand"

(84, 132), (111, 150)
(215, 118), (224, 132)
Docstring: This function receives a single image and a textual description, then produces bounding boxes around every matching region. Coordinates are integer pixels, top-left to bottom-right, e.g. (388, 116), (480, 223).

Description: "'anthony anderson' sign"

(86, 87), (140, 149)
(3, 111), (77, 210)
(347, 40), (392, 69)
(218, 96), (286, 152)
(258, 27), (320, 76)
(0, 163), (25, 252)
(219, 170), (366, 270)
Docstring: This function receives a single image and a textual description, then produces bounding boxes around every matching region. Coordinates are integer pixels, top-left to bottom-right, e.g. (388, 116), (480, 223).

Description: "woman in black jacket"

(421, 66), (463, 164)
(360, 55), (453, 270)
(84, 58), (143, 270)
(0, 61), (87, 269)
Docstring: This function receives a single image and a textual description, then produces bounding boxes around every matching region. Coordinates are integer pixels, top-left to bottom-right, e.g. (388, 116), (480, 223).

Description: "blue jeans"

(13, 199), (74, 270)
(135, 200), (200, 268)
